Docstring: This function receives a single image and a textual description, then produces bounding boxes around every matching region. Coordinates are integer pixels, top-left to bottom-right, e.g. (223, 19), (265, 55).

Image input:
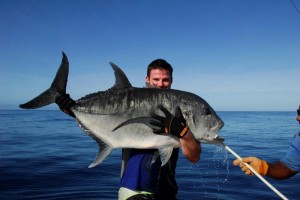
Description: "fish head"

(179, 97), (224, 144)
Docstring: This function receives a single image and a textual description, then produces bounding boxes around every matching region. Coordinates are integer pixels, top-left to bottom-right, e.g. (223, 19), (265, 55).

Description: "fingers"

(55, 93), (76, 118)
(241, 165), (253, 175)
(233, 158), (254, 176)
(149, 120), (164, 134)
(55, 94), (73, 108)
(242, 157), (257, 164)
(233, 157), (256, 165)
(149, 112), (165, 134)
(233, 160), (249, 171)
(158, 105), (171, 117)
(175, 106), (185, 120)
(175, 106), (182, 117)
(244, 169), (252, 175)
(150, 113), (165, 122)
(149, 119), (165, 130)
(233, 159), (241, 166)
(241, 164), (248, 171)
(152, 128), (165, 134)
(149, 119), (162, 126)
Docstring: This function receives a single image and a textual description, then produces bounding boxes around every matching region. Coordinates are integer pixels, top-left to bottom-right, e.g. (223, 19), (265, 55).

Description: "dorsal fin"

(109, 62), (132, 90)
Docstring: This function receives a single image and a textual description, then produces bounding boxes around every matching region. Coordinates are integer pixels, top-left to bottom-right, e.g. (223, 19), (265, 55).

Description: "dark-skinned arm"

(267, 161), (298, 180)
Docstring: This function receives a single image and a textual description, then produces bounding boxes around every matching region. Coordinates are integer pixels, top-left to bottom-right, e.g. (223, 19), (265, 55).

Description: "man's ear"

(145, 76), (150, 84)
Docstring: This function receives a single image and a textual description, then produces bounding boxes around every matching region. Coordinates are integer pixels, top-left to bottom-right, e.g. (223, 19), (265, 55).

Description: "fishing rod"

(223, 144), (289, 200)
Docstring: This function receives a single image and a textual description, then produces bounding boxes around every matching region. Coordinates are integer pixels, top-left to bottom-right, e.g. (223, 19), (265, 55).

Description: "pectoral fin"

(112, 117), (152, 131)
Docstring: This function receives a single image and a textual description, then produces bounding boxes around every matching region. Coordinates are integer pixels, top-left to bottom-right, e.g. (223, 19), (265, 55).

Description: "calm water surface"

(1, 110), (299, 199)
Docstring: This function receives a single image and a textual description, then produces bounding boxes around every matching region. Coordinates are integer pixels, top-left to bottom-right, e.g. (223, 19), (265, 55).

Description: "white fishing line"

(223, 144), (288, 200)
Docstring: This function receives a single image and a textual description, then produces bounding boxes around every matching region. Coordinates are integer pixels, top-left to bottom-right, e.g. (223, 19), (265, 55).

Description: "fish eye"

(205, 108), (212, 115)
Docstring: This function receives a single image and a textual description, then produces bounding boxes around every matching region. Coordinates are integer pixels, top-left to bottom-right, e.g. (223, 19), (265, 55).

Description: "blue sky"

(1, 0), (299, 111)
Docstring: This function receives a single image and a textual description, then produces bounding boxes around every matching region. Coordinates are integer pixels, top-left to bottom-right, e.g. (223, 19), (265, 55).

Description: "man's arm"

(233, 157), (298, 180)
(180, 130), (201, 163)
(267, 161), (298, 180)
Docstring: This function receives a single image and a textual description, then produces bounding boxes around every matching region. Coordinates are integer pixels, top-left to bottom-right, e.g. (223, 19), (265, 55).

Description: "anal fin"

(158, 147), (173, 166)
(88, 140), (113, 168)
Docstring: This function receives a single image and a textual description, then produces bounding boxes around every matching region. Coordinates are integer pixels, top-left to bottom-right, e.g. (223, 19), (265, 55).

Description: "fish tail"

(19, 52), (69, 109)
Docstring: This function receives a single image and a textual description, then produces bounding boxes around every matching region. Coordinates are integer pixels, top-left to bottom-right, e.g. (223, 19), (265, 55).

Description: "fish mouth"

(200, 122), (224, 144)
(201, 135), (224, 144)
(212, 135), (224, 144)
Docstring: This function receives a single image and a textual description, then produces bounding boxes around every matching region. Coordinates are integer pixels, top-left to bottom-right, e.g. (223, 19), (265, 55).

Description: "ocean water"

(1, 110), (299, 200)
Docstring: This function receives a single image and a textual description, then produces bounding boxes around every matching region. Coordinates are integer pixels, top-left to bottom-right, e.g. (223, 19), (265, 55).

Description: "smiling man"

(118, 59), (201, 200)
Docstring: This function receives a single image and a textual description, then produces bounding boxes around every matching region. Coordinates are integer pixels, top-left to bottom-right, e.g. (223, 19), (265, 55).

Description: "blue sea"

(1, 110), (299, 200)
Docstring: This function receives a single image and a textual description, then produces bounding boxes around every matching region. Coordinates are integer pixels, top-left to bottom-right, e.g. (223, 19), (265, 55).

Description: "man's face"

(146, 68), (172, 89)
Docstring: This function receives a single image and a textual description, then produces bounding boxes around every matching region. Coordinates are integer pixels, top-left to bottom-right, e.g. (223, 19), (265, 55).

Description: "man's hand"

(233, 157), (269, 176)
(55, 94), (76, 118)
(150, 105), (188, 138)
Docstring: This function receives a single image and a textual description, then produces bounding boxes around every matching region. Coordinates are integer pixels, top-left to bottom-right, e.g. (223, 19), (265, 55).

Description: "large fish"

(20, 53), (224, 168)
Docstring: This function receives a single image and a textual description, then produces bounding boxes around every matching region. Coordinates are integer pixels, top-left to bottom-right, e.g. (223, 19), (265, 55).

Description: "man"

(118, 59), (201, 200)
(55, 59), (201, 199)
(233, 105), (300, 180)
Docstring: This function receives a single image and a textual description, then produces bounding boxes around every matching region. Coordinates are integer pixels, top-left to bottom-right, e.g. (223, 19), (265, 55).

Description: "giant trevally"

(19, 52), (224, 168)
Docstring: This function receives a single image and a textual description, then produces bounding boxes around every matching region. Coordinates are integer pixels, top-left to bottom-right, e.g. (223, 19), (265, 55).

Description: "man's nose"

(156, 81), (164, 88)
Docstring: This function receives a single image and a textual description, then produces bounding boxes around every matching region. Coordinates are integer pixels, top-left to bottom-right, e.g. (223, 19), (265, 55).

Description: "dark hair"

(147, 59), (173, 79)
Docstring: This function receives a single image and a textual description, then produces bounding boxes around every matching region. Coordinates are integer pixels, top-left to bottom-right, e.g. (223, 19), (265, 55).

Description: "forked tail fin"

(19, 52), (69, 109)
